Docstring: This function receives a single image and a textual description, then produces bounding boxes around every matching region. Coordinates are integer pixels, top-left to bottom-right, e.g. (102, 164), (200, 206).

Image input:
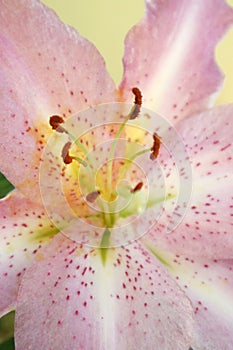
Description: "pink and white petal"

(0, 190), (57, 317)
(167, 254), (233, 350)
(15, 235), (194, 350)
(143, 104), (233, 258)
(120, 0), (233, 123)
(0, 0), (116, 197)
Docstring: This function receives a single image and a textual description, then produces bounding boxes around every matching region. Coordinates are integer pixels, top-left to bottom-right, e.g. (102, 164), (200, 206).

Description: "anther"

(61, 144), (88, 167)
(131, 182), (143, 193)
(128, 87), (142, 120)
(150, 133), (161, 160)
(86, 190), (101, 203)
(61, 142), (73, 164)
(49, 115), (66, 133)
(132, 87), (142, 106)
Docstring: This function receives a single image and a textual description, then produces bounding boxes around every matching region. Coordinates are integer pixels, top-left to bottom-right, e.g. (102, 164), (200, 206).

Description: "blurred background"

(0, 0), (233, 348)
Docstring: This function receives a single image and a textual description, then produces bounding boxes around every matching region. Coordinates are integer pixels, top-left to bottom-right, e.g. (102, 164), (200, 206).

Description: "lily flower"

(0, 0), (233, 349)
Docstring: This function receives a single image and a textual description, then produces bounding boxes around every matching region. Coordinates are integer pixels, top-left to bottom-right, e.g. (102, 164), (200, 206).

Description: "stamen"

(128, 87), (142, 120)
(61, 142), (88, 167)
(86, 190), (101, 203)
(49, 115), (66, 133)
(50, 114), (91, 166)
(72, 157), (88, 167)
(61, 142), (73, 164)
(131, 182), (143, 193)
(107, 87), (143, 196)
(118, 132), (161, 182)
(150, 133), (161, 160)
(49, 115), (92, 163)
(132, 87), (142, 106)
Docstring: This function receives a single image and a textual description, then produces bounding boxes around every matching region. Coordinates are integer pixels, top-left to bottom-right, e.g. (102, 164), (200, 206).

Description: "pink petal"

(143, 104), (233, 258)
(169, 254), (233, 349)
(0, 191), (56, 317)
(120, 0), (233, 123)
(0, 0), (116, 197)
(15, 234), (193, 349)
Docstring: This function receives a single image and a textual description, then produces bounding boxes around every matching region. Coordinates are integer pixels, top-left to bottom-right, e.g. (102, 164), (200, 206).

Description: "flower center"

(40, 89), (192, 252)
(58, 89), (160, 233)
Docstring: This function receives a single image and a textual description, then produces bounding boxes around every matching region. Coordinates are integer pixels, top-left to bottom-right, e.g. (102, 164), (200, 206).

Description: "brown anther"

(61, 142), (73, 164)
(86, 190), (101, 203)
(49, 115), (66, 133)
(131, 182), (143, 193)
(132, 87), (142, 106)
(129, 87), (142, 120)
(150, 133), (161, 160)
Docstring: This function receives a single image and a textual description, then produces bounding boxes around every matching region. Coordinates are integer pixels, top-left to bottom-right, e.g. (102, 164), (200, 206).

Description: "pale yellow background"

(42, 0), (233, 105)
